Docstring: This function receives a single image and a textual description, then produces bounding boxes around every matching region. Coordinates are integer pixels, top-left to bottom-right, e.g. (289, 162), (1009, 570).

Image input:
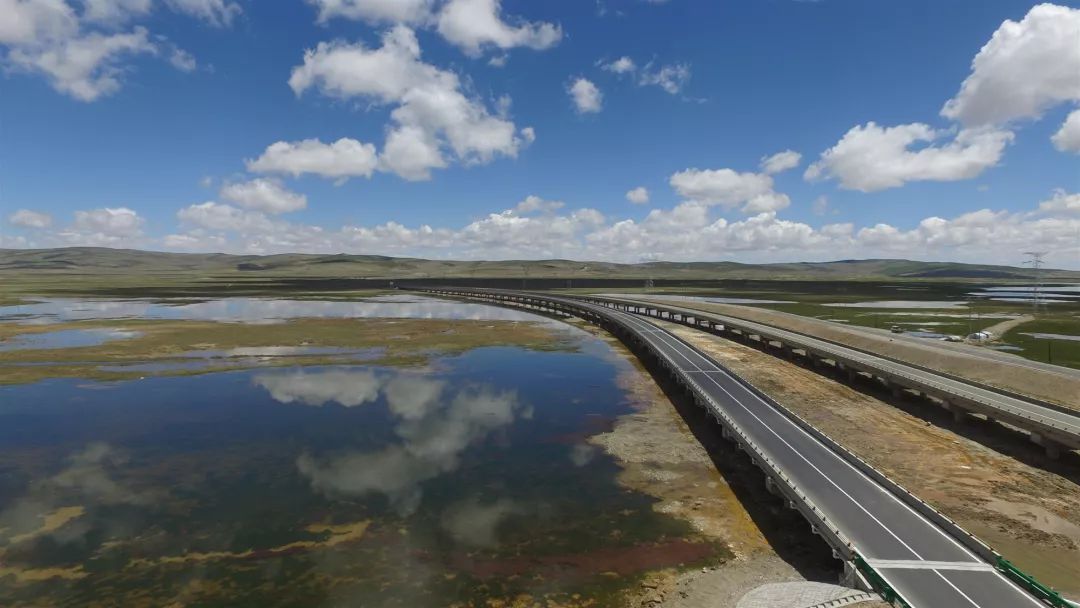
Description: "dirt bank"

(631, 298), (1079, 409)
(568, 322), (846, 607)
(660, 321), (1080, 599)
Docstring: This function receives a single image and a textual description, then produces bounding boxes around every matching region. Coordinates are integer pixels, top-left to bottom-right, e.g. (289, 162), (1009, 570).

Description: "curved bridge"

(412, 286), (1070, 608)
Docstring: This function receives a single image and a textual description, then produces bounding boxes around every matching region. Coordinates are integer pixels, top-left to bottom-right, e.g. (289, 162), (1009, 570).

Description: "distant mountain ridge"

(0, 247), (1074, 281)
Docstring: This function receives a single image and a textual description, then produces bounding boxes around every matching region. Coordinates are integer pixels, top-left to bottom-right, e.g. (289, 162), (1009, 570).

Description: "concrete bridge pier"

(1030, 433), (1066, 460)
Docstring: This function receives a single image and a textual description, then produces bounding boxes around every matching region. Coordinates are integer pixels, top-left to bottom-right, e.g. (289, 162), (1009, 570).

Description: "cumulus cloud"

(670, 167), (789, 213)
(0, 0), (222, 101)
(626, 186), (649, 204)
(177, 201), (275, 233)
(305, 0), (560, 57)
(219, 178), (307, 214)
(247, 138), (379, 181)
(568, 77), (602, 113)
(306, 0), (435, 24)
(7, 26), (156, 101)
(1052, 109), (1080, 153)
(760, 149), (801, 174)
(1038, 189), (1080, 216)
(804, 122), (1013, 192)
(436, 0), (562, 57)
(941, 4), (1080, 127)
(155, 189), (1080, 266)
(50, 206), (144, 246)
(287, 26), (528, 181)
(513, 194), (564, 215)
(9, 209), (53, 229)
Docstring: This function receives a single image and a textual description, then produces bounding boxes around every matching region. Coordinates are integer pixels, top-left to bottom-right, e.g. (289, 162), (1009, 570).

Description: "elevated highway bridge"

(412, 286), (1075, 608)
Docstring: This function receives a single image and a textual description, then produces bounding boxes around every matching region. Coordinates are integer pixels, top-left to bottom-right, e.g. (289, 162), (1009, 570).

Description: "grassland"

(0, 317), (572, 385)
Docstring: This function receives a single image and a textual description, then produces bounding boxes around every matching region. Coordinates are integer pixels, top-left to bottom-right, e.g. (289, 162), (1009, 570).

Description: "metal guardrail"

(414, 287), (1074, 608)
(583, 296), (1080, 444)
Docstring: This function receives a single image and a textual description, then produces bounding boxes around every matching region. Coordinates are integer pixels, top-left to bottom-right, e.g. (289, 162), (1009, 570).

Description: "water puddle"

(824, 300), (968, 309)
(0, 328), (140, 351)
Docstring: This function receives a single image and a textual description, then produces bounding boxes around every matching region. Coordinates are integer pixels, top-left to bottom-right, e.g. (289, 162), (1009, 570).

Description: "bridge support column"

(846, 368), (859, 383)
(1031, 433), (1065, 460)
(764, 476), (781, 497)
(944, 402), (968, 423)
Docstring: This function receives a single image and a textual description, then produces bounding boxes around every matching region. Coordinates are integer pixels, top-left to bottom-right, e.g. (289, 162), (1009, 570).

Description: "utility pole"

(1022, 251), (1047, 316)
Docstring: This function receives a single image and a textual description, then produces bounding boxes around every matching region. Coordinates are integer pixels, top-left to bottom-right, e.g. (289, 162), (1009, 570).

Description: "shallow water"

(0, 328), (140, 351)
(595, 293), (793, 305)
(1021, 333), (1080, 342)
(824, 300), (968, 309)
(0, 295), (547, 325)
(0, 300), (717, 607)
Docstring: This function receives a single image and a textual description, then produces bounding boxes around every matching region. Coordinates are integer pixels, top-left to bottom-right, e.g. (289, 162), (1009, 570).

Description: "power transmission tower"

(1022, 251), (1047, 316)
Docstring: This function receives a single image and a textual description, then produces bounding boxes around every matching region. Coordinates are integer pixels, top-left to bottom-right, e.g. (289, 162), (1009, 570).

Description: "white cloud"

(601, 55), (636, 74)
(219, 178), (307, 214)
(1038, 189), (1080, 216)
(176, 201), (275, 233)
(9, 209), (53, 228)
(1052, 109), (1080, 153)
(513, 194), (564, 215)
(168, 46), (196, 72)
(804, 122), (1013, 192)
(288, 26), (527, 181)
(941, 4), (1080, 127)
(626, 186), (649, 204)
(638, 61), (690, 94)
(153, 192), (1080, 267)
(669, 167), (787, 213)
(760, 149), (801, 174)
(435, 0), (561, 57)
(164, 0), (242, 27)
(247, 138), (379, 181)
(7, 26), (156, 101)
(82, 0), (152, 25)
(306, 0), (435, 24)
(569, 77), (602, 113)
(50, 206), (144, 246)
(0, 0), (77, 46)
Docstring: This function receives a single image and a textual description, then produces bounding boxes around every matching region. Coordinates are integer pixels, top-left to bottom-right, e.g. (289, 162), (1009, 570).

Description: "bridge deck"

(588, 303), (1041, 608)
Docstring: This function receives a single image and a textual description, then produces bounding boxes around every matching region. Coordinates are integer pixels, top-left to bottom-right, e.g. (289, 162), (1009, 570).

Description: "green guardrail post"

(852, 553), (912, 608)
(996, 556), (1070, 607)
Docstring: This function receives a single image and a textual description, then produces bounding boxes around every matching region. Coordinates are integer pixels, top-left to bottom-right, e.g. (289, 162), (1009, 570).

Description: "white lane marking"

(610, 306), (1044, 607)
(624, 299), (1080, 432)
(866, 560), (996, 572)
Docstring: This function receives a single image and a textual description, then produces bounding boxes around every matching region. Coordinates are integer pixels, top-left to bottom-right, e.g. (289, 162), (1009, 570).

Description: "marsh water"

(0, 297), (719, 607)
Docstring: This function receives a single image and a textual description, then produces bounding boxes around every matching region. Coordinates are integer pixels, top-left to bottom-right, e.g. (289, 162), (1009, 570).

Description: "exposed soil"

(660, 321), (1080, 599)
(566, 321), (845, 607)
(632, 298), (1080, 409)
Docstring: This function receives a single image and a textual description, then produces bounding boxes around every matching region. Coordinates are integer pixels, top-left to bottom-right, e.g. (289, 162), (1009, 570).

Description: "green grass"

(1004, 317), (1080, 368)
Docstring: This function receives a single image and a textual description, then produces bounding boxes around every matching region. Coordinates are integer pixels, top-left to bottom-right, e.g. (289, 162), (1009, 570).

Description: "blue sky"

(1, 0), (1079, 267)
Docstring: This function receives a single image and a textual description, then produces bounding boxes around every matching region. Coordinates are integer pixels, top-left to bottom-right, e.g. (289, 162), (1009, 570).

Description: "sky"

(1, 0), (1079, 268)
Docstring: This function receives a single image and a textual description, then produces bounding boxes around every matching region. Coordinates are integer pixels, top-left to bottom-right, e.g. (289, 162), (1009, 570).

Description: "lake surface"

(0, 299), (717, 607)
(0, 295), (547, 325)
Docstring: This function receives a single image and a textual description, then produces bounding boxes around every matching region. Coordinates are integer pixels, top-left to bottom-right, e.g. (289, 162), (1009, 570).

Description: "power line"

(1022, 251), (1047, 316)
